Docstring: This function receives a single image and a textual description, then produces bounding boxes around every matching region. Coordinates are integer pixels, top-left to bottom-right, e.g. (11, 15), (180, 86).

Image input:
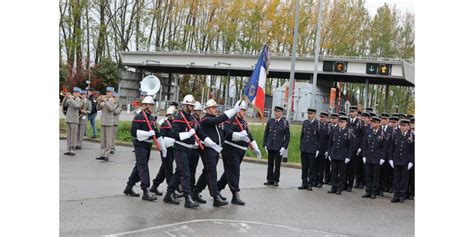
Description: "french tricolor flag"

(244, 45), (270, 121)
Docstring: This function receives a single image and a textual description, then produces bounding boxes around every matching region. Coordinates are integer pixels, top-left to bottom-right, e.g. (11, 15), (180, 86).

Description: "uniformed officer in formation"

(111, 91), (122, 154)
(298, 107), (320, 191)
(150, 106), (177, 196)
(346, 106), (363, 192)
(217, 100), (261, 205)
(76, 90), (91, 150)
(263, 106), (290, 186)
(361, 116), (388, 199)
(188, 101), (204, 203)
(407, 116), (415, 200)
(124, 96), (167, 201)
(192, 99), (242, 207)
(324, 113), (339, 185)
(62, 87), (82, 156)
(96, 87), (116, 161)
(379, 112), (394, 195)
(163, 94), (220, 208)
(312, 111), (330, 188)
(327, 115), (352, 195)
(388, 119), (414, 203)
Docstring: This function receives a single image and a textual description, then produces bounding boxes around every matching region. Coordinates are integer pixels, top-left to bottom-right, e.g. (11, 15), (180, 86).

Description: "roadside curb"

(59, 134), (301, 169)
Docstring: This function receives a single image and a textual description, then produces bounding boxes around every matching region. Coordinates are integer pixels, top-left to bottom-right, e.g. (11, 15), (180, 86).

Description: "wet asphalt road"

(60, 140), (414, 237)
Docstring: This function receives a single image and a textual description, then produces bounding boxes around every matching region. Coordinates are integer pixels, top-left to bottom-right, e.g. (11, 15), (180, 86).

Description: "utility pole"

(286, 0), (300, 123)
(311, 0), (324, 108)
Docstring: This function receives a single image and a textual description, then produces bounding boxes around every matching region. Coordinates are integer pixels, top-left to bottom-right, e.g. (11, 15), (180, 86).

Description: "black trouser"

(218, 145), (245, 192)
(194, 148), (220, 197)
(267, 149), (282, 182)
(312, 152), (325, 185)
(345, 151), (358, 188)
(324, 158), (331, 183)
(331, 159), (346, 192)
(407, 166), (415, 197)
(188, 149), (200, 192)
(365, 163), (381, 194)
(167, 149), (193, 195)
(152, 148), (174, 187)
(300, 152), (315, 185)
(127, 144), (151, 190)
(393, 164), (409, 199)
(379, 162), (393, 192)
(355, 153), (365, 186)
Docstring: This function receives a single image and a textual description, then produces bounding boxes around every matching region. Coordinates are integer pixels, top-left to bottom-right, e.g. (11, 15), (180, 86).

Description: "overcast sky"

(365, 0), (415, 16)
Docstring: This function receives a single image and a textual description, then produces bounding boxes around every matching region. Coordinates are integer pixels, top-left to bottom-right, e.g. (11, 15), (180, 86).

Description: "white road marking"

(103, 219), (347, 237)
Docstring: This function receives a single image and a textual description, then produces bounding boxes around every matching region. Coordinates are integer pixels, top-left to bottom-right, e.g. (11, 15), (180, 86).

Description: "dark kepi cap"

(389, 116), (399, 122)
(338, 115), (349, 121)
(372, 116), (381, 122)
(369, 112), (377, 118)
(391, 113), (399, 117)
(307, 107), (316, 113)
(400, 119), (410, 125)
(320, 111), (329, 117)
(357, 111), (362, 115)
(366, 107), (374, 112)
(407, 114), (414, 118)
(410, 116), (415, 123)
(380, 112), (390, 118)
(274, 106), (284, 112)
(349, 106), (358, 112)
(362, 111), (370, 117)
(339, 111), (347, 116)
(330, 113), (339, 118)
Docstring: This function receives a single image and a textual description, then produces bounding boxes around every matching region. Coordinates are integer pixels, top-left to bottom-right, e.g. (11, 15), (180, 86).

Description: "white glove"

(224, 106), (240, 118)
(389, 160), (394, 168)
(363, 157), (366, 164)
(204, 137), (217, 147)
(279, 147), (286, 156)
(234, 104), (241, 113)
(264, 146), (268, 154)
(328, 156), (331, 161)
(158, 118), (165, 126)
(163, 137), (176, 148)
(408, 162), (413, 170)
(324, 151), (328, 158)
(157, 137), (167, 157)
(315, 150), (320, 158)
(179, 128), (195, 140)
(345, 158), (350, 164)
(240, 130), (248, 136)
(210, 143), (223, 153)
(231, 131), (250, 143)
(357, 148), (362, 156)
(136, 130), (154, 141)
(380, 159), (385, 165)
(250, 140), (261, 159)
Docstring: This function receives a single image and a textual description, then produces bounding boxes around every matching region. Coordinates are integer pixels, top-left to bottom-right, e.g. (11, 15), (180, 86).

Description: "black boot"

(346, 186), (352, 192)
(307, 184), (313, 191)
(361, 192), (371, 198)
(297, 183), (307, 190)
(123, 184), (140, 197)
(213, 195), (229, 207)
(163, 191), (180, 205)
(184, 195), (199, 208)
(150, 184), (163, 196)
(142, 189), (157, 201)
(391, 197), (400, 203)
(191, 192), (207, 204)
(263, 180), (273, 185)
(217, 192), (227, 201)
(370, 193), (376, 199)
(231, 192), (245, 206)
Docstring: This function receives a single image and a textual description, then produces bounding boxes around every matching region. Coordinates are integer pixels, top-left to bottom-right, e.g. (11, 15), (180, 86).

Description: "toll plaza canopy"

(119, 51), (414, 87)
